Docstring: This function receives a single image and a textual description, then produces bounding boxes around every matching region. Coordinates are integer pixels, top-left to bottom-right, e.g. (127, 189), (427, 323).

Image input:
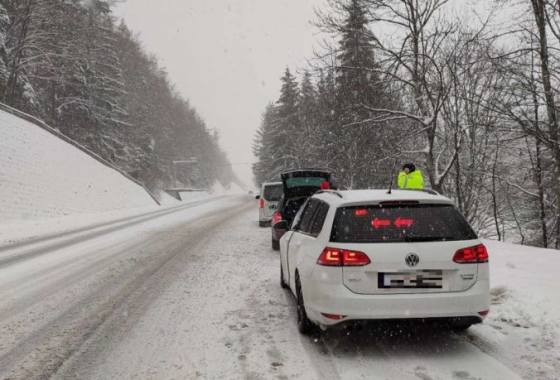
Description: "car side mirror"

(273, 220), (289, 232)
(255, 195), (260, 200)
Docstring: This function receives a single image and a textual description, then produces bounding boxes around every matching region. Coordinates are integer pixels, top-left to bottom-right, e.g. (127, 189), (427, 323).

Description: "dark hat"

(402, 163), (416, 172)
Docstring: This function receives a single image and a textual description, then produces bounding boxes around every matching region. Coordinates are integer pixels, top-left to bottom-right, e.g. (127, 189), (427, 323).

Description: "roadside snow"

(0, 190), (216, 247)
(211, 181), (246, 195)
(467, 240), (560, 380)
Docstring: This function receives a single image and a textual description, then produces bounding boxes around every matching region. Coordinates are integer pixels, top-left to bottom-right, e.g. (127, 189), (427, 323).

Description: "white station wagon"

(278, 189), (490, 334)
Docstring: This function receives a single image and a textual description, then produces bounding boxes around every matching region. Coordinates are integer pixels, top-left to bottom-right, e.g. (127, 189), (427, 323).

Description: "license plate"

(379, 270), (442, 289)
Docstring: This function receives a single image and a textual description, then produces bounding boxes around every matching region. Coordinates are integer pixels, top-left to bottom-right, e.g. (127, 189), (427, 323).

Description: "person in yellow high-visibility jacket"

(398, 163), (424, 189)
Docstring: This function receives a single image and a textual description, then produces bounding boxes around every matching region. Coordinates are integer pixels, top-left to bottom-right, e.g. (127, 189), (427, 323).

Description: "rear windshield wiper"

(404, 236), (456, 242)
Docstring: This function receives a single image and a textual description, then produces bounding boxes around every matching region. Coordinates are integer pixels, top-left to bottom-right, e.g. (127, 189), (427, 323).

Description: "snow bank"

(156, 191), (182, 206)
(469, 240), (560, 379)
(210, 181), (227, 195)
(0, 109), (156, 226)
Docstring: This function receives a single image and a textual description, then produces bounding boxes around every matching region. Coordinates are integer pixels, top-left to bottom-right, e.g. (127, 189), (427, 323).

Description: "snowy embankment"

(0, 108), (230, 246)
(470, 240), (560, 379)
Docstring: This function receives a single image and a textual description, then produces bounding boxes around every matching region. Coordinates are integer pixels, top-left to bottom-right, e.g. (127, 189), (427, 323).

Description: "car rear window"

(263, 184), (283, 201)
(330, 204), (477, 243)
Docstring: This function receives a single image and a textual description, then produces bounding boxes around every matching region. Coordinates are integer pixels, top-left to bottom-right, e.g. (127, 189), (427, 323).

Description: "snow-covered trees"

(0, 0), (235, 191)
(252, 104), (278, 185)
(253, 0), (399, 189)
(253, 0), (560, 248)
(0, 3), (8, 93)
(332, 0), (399, 188)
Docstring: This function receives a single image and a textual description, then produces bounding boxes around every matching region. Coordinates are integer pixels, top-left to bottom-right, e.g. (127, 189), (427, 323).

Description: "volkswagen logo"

(405, 253), (420, 267)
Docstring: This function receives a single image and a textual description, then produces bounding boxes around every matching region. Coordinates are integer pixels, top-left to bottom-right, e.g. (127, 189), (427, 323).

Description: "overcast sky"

(114, 0), (328, 188)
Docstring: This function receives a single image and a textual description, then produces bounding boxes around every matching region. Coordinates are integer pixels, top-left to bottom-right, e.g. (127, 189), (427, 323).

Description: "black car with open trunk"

(270, 169), (332, 250)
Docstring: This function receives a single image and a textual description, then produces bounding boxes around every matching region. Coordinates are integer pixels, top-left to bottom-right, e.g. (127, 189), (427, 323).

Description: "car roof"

(312, 189), (454, 207)
(261, 181), (282, 186)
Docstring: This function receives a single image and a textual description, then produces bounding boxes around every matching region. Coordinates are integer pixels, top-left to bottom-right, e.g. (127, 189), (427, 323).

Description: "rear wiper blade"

(404, 236), (455, 242)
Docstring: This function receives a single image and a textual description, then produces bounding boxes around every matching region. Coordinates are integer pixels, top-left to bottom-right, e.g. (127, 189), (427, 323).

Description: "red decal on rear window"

(372, 218), (391, 229)
(394, 217), (414, 228)
(355, 209), (368, 217)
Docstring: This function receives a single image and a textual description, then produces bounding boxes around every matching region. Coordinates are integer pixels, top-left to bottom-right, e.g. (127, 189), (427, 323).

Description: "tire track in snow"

(1, 198), (527, 379)
(0, 198), (249, 380)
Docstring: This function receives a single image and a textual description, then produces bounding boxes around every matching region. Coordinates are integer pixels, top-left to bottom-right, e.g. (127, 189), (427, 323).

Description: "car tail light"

(453, 244), (489, 263)
(321, 313), (346, 320)
(259, 198), (265, 209)
(271, 211), (282, 225)
(372, 218), (391, 229)
(478, 309), (489, 317)
(317, 247), (371, 266)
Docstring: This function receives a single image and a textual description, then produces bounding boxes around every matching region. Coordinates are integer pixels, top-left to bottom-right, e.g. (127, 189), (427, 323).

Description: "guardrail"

(164, 188), (207, 201)
(0, 102), (160, 205)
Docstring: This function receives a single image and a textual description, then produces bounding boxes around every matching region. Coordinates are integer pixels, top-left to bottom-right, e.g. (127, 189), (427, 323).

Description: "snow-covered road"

(0, 196), (555, 379)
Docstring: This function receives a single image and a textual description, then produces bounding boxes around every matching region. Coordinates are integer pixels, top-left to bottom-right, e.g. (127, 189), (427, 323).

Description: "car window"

(290, 201), (304, 229)
(282, 197), (308, 225)
(309, 202), (329, 237)
(331, 204), (477, 243)
(285, 177), (325, 188)
(296, 199), (319, 233)
(263, 184), (282, 201)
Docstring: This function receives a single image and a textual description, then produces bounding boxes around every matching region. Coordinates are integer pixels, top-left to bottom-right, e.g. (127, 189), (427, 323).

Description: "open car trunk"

(280, 169), (331, 199)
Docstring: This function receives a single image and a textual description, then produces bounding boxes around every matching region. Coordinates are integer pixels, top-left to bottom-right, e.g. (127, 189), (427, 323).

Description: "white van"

(256, 182), (283, 227)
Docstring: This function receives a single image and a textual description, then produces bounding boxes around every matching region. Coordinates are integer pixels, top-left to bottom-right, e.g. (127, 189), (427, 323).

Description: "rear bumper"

(258, 209), (272, 222)
(304, 277), (490, 327)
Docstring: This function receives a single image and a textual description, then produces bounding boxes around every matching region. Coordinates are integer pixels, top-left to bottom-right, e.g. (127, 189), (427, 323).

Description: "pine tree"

(334, 0), (390, 188)
(297, 70), (320, 167)
(72, 0), (129, 162)
(316, 68), (338, 169)
(113, 21), (159, 183)
(252, 104), (280, 186)
(273, 68), (300, 170)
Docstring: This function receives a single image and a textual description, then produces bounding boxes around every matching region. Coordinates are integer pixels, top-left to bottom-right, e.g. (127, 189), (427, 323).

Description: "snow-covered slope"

(470, 240), (560, 379)
(0, 109), (156, 225)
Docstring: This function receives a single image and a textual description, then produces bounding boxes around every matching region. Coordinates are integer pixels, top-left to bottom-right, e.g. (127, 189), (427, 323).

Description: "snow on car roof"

(313, 189), (454, 207)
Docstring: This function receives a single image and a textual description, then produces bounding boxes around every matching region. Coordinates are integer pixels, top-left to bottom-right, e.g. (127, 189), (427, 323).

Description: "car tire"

(280, 264), (289, 289)
(259, 221), (267, 228)
(272, 238), (280, 251)
(295, 274), (314, 335)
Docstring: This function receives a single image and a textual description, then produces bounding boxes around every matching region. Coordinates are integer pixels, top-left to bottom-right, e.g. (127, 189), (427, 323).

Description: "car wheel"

(259, 221), (267, 227)
(280, 264), (288, 289)
(295, 274), (314, 335)
(271, 238), (280, 251)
